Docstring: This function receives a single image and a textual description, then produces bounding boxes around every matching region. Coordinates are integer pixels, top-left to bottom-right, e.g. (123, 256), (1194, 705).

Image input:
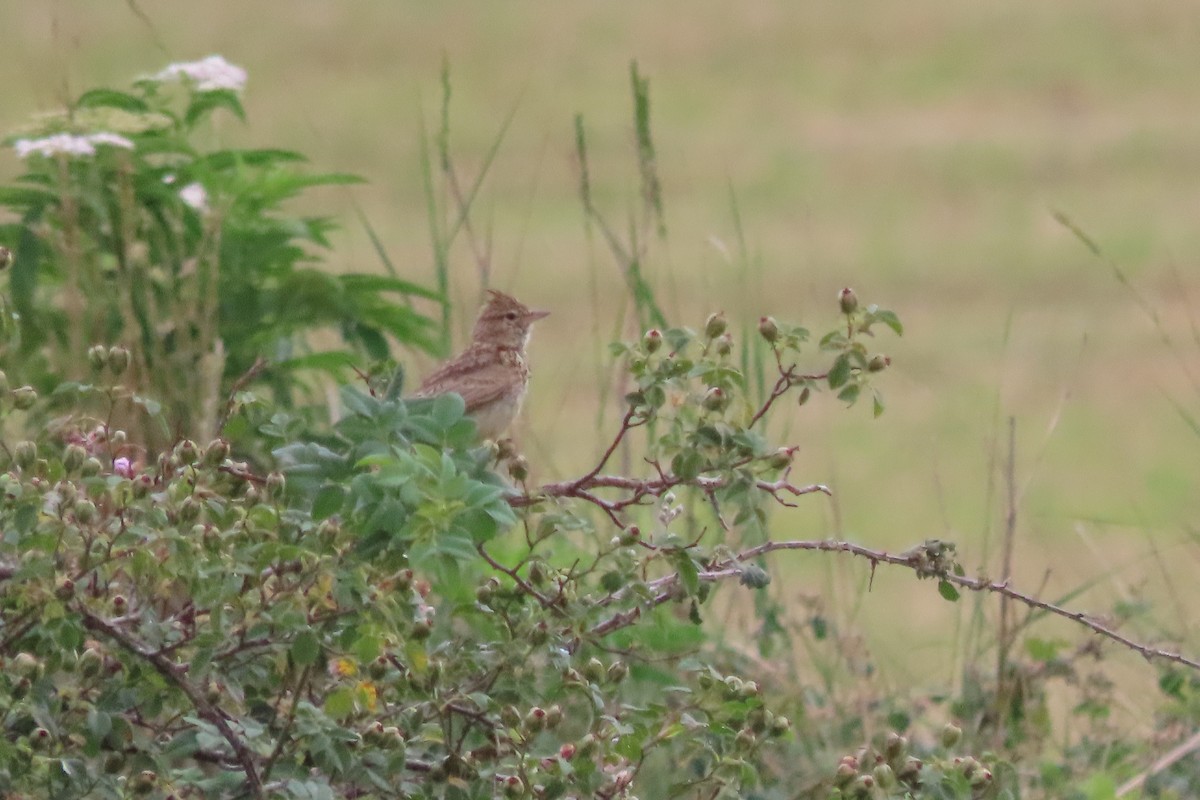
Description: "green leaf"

(872, 391), (885, 418)
(937, 580), (961, 602)
(837, 383), (861, 405)
(74, 88), (150, 113)
(312, 485), (346, 520)
(185, 90), (246, 126)
(827, 353), (852, 389)
(291, 628), (321, 666)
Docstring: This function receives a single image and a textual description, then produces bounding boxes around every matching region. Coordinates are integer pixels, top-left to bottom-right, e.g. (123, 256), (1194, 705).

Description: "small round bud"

(769, 714), (791, 737)
(884, 731), (907, 760)
(838, 287), (858, 315)
(30, 727), (51, 751)
(107, 346), (131, 375)
(62, 444), (87, 473)
(873, 763), (896, 788)
(74, 496), (100, 522)
(12, 652), (42, 679)
(507, 455), (529, 482)
(704, 311), (727, 339)
(178, 496), (201, 523)
(79, 647), (103, 678)
(643, 328), (663, 353)
(714, 332), (733, 356)
(55, 577), (75, 599)
(13, 440), (37, 470)
(11, 386), (37, 410)
(524, 706), (547, 732)
(702, 386), (727, 412)
(607, 660), (629, 683)
(584, 657), (606, 683)
(867, 354), (891, 373)
(111, 594), (127, 612)
(797, 386), (812, 407)
(132, 474), (153, 498)
(87, 345), (109, 372)
(545, 704), (563, 729)
(81, 457), (103, 477)
(834, 761), (858, 786)
(766, 447), (792, 470)
(199, 438), (229, 468)
(131, 769), (157, 794)
(898, 756), (923, 779)
(174, 439), (199, 465)
(265, 471), (286, 501)
(940, 722), (962, 749)
(757, 316), (780, 343)
(734, 727), (757, 751)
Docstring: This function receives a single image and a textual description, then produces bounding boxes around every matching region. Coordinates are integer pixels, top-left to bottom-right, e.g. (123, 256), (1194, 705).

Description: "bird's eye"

(505, 311), (518, 321)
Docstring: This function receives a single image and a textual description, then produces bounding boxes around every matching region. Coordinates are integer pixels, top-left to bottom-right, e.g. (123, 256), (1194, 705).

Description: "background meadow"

(3, 1), (1198, 719)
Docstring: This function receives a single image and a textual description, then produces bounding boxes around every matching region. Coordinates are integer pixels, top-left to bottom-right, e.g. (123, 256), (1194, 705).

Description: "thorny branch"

(584, 537), (1200, 673)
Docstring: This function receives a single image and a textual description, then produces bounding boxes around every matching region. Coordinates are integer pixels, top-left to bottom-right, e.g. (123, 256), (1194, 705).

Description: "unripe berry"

(704, 311), (727, 339)
(867, 354), (891, 372)
(643, 328), (663, 353)
(838, 287), (858, 315)
(767, 447), (792, 470)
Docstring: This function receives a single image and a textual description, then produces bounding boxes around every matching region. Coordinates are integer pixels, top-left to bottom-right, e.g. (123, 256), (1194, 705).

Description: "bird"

(413, 290), (549, 440)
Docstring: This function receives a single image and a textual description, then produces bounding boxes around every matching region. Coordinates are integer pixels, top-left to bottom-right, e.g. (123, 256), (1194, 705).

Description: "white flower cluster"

(178, 182), (209, 212)
(154, 55), (247, 93)
(13, 131), (134, 160)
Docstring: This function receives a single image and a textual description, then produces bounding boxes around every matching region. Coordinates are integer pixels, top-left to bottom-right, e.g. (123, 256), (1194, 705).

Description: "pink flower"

(113, 457), (134, 478)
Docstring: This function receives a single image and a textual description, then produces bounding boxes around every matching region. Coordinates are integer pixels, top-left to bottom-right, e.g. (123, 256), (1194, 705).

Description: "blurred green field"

(3, 2), (1199, 697)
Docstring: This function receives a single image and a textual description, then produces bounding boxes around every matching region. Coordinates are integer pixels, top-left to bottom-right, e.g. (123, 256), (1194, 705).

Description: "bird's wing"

(413, 359), (515, 412)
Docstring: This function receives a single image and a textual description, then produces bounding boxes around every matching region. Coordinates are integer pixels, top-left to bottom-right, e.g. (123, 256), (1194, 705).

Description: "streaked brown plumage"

(414, 290), (549, 439)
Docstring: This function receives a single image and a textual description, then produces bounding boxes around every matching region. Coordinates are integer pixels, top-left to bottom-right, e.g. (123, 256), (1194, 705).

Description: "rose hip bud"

(13, 442), (36, 472)
(767, 447), (793, 470)
(74, 499), (98, 524)
(838, 287), (859, 315)
(88, 344), (109, 371)
(714, 332), (733, 356)
(941, 722), (962, 748)
(202, 438), (231, 467)
(867, 354), (891, 372)
(757, 316), (779, 343)
(81, 457), (103, 477)
(702, 386), (727, 411)
(174, 439), (199, 465)
(643, 328), (663, 353)
(265, 471), (286, 500)
(11, 385), (37, 410)
(704, 311), (727, 339)
(559, 743), (576, 760)
(63, 443), (87, 473)
(508, 455), (529, 482)
(107, 346), (131, 375)
(524, 706), (547, 732)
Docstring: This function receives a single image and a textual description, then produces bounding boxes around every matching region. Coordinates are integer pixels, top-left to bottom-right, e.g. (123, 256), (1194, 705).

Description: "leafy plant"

(0, 56), (439, 448)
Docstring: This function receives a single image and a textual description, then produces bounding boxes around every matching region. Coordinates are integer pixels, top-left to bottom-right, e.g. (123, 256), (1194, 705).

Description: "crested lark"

(414, 290), (549, 440)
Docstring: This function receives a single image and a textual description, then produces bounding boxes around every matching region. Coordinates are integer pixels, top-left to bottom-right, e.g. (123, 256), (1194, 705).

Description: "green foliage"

(0, 57), (439, 448)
